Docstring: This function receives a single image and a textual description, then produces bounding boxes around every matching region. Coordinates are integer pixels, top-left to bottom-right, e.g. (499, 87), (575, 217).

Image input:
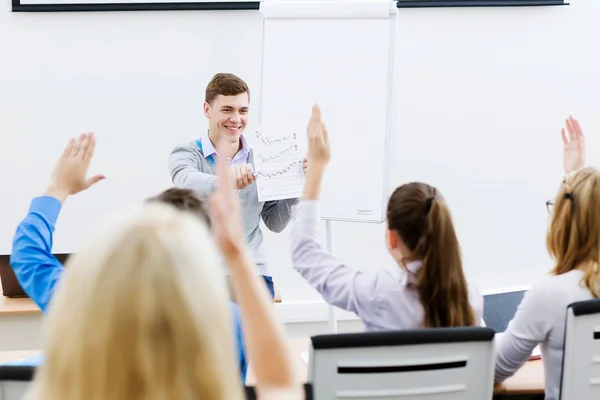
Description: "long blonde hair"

(386, 182), (475, 328)
(547, 167), (600, 296)
(28, 203), (243, 400)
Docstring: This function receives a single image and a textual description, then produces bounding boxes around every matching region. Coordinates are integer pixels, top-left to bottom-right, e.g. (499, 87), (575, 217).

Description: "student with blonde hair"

(20, 134), (302, 400)
(290, 105), (482, 331)
(11, 134), (247, 382)
(495, 116), (595, 400)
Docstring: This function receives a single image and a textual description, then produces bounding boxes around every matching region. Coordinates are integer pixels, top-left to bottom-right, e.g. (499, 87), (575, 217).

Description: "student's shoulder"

(528, 270), (586, 298)
(466, 282), (484, 313)
(170, 140), (201, 154)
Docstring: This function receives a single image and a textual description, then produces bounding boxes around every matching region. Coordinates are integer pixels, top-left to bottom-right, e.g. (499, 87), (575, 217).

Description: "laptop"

(482, 285), (541, 360)
(0, 253), (70, 298)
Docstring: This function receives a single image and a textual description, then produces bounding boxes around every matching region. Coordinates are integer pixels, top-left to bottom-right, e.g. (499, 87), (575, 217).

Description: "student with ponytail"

(494, 116), (597, 400)
(290, 105), (482, 331)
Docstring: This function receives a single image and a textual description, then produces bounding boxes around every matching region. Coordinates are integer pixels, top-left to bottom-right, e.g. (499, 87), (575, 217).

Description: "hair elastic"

(564, 193), (574, 200)
(425, 196), (435, 213)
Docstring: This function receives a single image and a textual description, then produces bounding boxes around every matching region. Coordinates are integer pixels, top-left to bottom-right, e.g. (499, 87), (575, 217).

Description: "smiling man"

(168, 73), (299, 298)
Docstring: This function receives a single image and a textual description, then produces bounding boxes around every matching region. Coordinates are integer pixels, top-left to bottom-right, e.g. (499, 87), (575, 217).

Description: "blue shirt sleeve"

(10, 196), (65, 313)
(229, 301), (248, 383)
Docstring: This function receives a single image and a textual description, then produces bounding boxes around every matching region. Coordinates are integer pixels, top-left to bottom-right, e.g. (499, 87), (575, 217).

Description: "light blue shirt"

(9, 196), (248, 381)
(290, 200), (484, 331)
(199, 132), (252, 166)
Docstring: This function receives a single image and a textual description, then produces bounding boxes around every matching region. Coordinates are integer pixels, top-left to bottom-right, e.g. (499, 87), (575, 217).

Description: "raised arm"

(291, 105), (382, 318)
(291, 199), (382, 317)
(11, 132), (104, 313)
(210, 140), (302, 400)
(11, 197), (65, 312)
(168, 144), (217, 198)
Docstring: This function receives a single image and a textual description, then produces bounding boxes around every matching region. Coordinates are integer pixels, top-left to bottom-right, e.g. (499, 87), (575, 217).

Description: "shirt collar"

(399, 260), (422, 286)
(201, 132), (252, 160)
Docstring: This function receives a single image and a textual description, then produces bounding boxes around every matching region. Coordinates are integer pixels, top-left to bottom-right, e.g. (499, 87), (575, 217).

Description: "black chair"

(245, 383), (313, 400)
(0, 365), (35, 399)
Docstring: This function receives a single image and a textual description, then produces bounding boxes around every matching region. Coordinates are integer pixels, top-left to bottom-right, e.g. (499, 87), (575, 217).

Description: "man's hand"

(231, 163), (256, 190)
(302, 157), (308, 174)
(562, 115), (586, 175)
(44, 132), (105, 203)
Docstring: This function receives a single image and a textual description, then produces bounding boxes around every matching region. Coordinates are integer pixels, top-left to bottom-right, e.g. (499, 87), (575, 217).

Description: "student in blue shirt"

(9, 132), (247, 381)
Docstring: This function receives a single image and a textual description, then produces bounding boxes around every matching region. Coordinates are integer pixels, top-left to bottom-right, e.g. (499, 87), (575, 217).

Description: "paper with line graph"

(253, 127), (305, 202)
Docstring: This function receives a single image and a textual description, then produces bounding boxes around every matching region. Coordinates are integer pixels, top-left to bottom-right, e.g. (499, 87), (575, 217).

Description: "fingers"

(72, 133), (86, 158)
(565, 117), (575, 141)
(572, 117), (584, 139)
(307, 104), (322, 138)
(245, 164), (255, 185)
(563, 116), (584, 143)
(239, 165), (249, 187)
(63, 138), (75, 158)
(233, 164), (255, 189)
(234, 166), (243, 188)
(84, 132), (96, 161)
(312, 104), (322, 122)
(84, 174), (105, 189)
(321, 122), (329, 143)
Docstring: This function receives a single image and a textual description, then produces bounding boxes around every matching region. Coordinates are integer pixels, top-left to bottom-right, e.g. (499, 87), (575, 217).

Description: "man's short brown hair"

(147, 188), (211, 228)
(205, 73), (250, 105)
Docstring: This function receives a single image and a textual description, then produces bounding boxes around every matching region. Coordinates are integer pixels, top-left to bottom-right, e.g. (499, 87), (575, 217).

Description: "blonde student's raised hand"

(562, 115), (586, 175)
(306, 104), (331, 171)
(44, 132), (105, 203)
(210, 140), (247, 258)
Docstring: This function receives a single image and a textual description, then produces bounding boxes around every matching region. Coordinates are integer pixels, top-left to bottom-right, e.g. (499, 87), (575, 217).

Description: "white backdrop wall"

(1, 1), (600, 318)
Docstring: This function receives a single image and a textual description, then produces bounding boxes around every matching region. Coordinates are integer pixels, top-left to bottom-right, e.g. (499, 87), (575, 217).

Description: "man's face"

(204, 93), (249, 144)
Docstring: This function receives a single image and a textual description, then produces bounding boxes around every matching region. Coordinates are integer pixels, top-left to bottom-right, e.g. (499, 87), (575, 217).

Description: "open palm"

(562, 116), (586, 175)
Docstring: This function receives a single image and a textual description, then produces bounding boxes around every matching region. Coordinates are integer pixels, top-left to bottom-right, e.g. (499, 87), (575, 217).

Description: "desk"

(0, 351), (40, 365)
(245, 338), (545, 396)
(0, 276), (40, 315)
(0, 296), (39, 315)
(0, 277), (42, 351)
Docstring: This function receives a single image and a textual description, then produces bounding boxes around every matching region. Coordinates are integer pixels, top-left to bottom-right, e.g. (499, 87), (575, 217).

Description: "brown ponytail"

(387, 183), (475, 328)
(548, 168), (600, 297)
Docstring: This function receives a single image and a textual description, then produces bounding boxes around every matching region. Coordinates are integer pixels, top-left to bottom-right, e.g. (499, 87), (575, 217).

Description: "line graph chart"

(253, 128), (304, 202)
(255, 129), (297, 146)
(255, 160), (302, 179)
(257, 144), (299, 163)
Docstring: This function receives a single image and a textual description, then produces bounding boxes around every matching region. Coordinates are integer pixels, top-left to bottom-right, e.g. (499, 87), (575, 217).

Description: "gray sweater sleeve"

(168, 143), (217, 199)
(261, 197), (300, 233)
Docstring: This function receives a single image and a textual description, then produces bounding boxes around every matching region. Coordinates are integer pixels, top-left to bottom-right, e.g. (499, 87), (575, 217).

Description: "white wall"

(1, 1), (599, 318)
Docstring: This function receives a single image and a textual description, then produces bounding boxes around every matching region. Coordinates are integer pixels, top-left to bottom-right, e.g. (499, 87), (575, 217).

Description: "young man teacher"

(168, 73), (305, 298)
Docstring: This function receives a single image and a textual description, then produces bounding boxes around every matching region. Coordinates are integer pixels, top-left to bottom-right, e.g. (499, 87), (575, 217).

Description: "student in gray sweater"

(168, 73), (305, 298)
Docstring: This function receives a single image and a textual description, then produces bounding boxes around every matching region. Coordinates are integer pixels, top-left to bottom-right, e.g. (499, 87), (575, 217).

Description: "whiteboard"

(257, 0), (397, 223)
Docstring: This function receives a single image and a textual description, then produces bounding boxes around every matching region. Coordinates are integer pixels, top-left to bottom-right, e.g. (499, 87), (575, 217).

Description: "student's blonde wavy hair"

(27, 203), (243, 400)
(547, 167), (600, 296)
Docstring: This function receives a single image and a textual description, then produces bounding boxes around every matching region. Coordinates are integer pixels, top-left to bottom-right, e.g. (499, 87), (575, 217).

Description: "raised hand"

(562, 116), (586, 174)
(210, 140), (247, 258)
(306, 104), (331, 170)
(45, 132), (105, 203)
(302, 105), (330, 201)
